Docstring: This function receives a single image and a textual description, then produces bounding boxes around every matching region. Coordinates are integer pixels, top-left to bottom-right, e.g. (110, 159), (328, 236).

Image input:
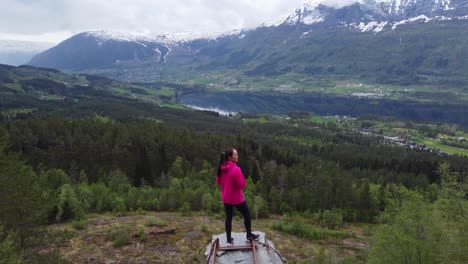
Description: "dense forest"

(1, 103), (467, 262)
(0, 65), (467, 263)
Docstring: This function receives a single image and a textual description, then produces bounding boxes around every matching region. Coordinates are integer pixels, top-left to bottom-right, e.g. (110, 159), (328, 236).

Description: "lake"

(180, 91), (468, 127)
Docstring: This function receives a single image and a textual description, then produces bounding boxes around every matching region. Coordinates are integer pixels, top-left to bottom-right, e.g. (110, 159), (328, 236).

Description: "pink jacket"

(216, 161), (246, 205)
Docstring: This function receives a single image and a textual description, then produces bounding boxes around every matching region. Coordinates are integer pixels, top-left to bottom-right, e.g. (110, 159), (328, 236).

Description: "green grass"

(144, 217), (168, 227)
(72, 219), (88, 230)
(162, 103), (188, 110)
(272, 218), (355, 240)
(154, 87), (175, 97)
(106, 225), (131, 247)
(3, 82), (23, 92)
(1, 108), (36, 117)
(310, 115), (337, 124)
(94, 114), (113, 123)
(416, 138), (468, 156)
(242, 116), (269, 124)
(275, 135), (322, 146)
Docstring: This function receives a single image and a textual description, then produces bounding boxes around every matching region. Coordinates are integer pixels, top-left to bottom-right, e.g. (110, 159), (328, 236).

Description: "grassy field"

(415, 137), (468, 156)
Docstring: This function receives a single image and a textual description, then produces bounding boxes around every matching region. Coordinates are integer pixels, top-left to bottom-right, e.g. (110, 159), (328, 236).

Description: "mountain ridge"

(27, 0), (468, 86)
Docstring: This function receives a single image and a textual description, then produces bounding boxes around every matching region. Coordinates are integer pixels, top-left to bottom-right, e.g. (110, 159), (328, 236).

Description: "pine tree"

(0, 154), (50, 246)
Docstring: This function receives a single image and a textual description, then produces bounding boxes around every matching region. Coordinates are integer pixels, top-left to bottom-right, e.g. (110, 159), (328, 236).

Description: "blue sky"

(0, 0), (306, 42)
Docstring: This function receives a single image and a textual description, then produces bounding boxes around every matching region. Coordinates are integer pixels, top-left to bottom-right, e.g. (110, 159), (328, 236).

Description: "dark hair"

(217, 147), (235, 177)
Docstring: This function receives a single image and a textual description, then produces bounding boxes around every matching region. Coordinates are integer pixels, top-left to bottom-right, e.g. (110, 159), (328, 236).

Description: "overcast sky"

(0, 0), (309, 43)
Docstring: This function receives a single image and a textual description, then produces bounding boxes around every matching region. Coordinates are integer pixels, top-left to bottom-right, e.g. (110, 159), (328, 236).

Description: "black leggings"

(224, 201), (252, 240)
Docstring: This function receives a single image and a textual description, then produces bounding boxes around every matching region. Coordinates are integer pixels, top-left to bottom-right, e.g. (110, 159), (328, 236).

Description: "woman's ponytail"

(217, 152), (225, 177)
(217, 147), (234, 177)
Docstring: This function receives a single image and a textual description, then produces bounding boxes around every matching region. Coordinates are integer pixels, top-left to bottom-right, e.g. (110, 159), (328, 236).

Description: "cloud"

(0, 0), (304, 42)
(320, 0), (359, 9)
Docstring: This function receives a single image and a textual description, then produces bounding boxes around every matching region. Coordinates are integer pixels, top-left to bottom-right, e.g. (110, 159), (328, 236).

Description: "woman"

(216, 147), (259, 244)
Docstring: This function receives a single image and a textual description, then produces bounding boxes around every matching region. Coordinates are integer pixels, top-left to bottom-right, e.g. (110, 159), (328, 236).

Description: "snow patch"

(154, 48), (161, 60)
(392, 15), (432, 30)
(355, 21), (388, 33)
(303, 13), (326, 25)
(162, 46), (171, 63)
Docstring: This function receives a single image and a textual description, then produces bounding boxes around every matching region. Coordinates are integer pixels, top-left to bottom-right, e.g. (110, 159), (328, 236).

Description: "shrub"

(56, 184), (85, 221)
(145, 218), (167, 227)
(320, 209), (344, 230)
(200, 223), (209, 233)
(106, 225), (131, 247)
(72, 219), (88, 230)
(138, 226), (146, 242)
(179, 202), (192, 216)
(0, 227), (26, 263)
(271, 216), (354, 240)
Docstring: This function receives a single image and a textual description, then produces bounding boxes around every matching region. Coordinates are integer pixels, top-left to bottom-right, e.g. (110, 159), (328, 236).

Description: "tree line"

(1, 109), (467, 262)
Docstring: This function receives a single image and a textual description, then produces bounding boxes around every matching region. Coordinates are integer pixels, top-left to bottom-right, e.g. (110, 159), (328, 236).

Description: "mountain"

(28, 31), (221, 71)
(273, 0), (468, 32)
(28, 0), (468, 86)
(0, 40), (54, 66)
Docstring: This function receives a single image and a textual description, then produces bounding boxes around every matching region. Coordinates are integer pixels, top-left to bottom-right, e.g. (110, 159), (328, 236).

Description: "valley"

(2, 0), (468, 263)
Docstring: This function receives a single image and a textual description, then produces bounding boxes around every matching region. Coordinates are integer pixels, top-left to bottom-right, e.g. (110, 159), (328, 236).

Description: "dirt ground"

(47, 212), (368, 263)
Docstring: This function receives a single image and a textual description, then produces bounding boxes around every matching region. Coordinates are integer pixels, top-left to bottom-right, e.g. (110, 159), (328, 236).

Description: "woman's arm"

(235, 167), (246, 189)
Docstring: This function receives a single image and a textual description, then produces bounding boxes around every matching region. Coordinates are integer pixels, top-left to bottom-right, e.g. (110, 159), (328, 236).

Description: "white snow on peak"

(155, 31), (221, 43)
(85, 30), (222, 46)
(433, 15), (452, 20)
(373, 0), (453, 14)
(434, 0), (452, 10)
(260, 1), (323, 27)
(281, 2), (327, 26)
(261, 14), (291, 27)
(218, 29), (243, 39)
(303, 13), (326, 24)
(391, 15), (431, 29)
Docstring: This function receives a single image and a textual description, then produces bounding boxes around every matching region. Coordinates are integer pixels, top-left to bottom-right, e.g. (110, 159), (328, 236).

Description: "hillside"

(27, 0), (468, 86)
(0, 64), (179, 119)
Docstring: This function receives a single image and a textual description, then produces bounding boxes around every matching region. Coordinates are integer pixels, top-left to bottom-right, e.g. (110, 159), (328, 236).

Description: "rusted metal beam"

(209, 238), (259, 264)
(211, 238), (219, 264)
(217, 245), (258, 251)
(251, 239), (258, 264)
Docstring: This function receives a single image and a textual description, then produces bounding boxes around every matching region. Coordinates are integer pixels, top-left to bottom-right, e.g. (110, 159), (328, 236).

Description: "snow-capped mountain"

(27, 30), (246, 70)
(274, 0), (468, 32)
(28, 0), (468, 86)
(0, 39), (54, 66)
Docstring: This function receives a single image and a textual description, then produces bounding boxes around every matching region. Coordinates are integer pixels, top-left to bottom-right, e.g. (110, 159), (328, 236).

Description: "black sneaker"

(246, 233), (259, 241)
(227, 237), (234, 245)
